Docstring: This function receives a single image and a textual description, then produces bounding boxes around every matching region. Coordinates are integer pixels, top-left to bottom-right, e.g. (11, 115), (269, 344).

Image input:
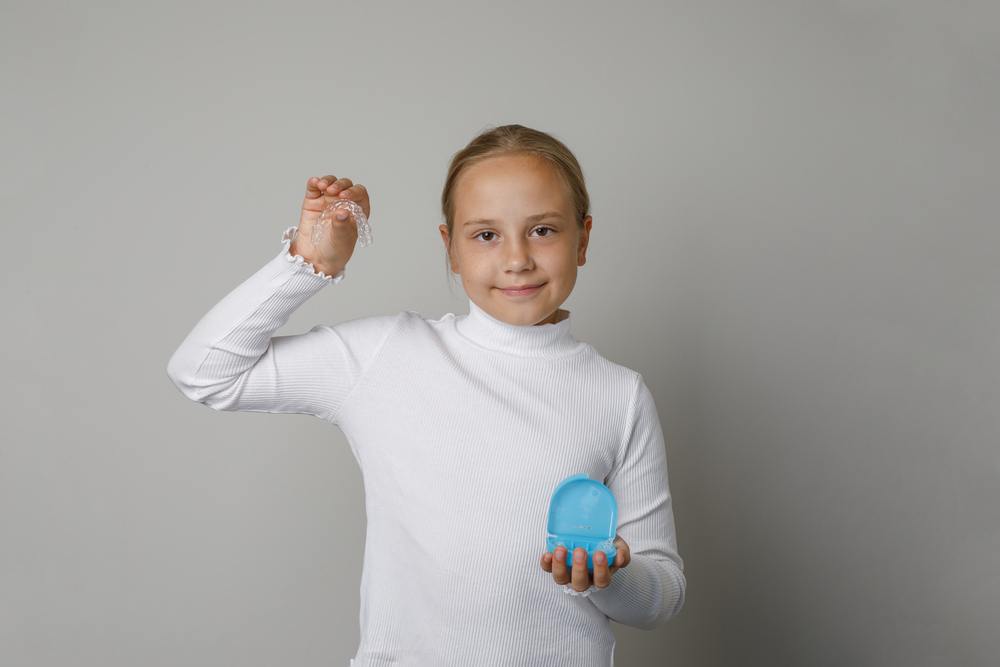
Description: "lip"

(496, 283), (544, 298)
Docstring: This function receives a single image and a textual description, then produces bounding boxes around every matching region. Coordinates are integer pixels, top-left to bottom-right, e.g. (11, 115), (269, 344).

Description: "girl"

(168, 125), (685, 666)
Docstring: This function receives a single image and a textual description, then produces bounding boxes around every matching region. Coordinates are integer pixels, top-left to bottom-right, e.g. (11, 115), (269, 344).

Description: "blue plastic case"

(545, 474), (618, 570)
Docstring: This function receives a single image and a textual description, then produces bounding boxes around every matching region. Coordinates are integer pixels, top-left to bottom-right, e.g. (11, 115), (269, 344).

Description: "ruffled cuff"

(563, 584), (599, 598)
(282, 227), (345, 284)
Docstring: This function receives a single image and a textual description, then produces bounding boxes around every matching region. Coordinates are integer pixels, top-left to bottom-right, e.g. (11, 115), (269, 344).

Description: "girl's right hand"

(289, 175), (371, 277)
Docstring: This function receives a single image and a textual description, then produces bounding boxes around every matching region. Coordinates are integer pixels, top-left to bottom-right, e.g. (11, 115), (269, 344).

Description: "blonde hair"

(441, 125), (590, 243)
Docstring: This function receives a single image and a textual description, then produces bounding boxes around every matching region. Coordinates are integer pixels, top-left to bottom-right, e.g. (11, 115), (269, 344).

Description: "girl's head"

(439, 125), (593, 327)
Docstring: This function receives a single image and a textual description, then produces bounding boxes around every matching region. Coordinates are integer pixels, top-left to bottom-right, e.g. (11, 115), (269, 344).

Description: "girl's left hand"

(539, 535), (630, 592)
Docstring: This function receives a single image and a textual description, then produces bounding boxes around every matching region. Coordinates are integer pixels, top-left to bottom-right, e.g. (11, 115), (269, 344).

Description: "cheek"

(546, 243), (580, 276)
(453, 244), (490, 277)
(448, 239), (469, 269)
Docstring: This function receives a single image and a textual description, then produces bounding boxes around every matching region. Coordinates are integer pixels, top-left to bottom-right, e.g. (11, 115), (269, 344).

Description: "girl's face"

(440, 154), (592, 327)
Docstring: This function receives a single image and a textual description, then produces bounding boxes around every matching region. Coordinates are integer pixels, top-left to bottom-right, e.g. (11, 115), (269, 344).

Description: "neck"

(537, 309), (570, 326)
(453, 301), (582, 358)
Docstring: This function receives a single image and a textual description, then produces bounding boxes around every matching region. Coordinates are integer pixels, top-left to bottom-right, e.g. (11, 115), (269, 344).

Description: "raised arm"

(166, 176), (391, 423)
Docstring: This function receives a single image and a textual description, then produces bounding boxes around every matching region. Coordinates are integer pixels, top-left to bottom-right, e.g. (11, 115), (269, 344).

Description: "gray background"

(2, 1), (998, 665)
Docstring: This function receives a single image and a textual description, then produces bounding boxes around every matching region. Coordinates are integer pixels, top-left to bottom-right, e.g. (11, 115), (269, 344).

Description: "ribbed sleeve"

(166, 230), (395, 421)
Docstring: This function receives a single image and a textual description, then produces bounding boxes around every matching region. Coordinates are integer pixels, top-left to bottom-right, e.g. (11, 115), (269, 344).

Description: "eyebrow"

(462, 211), (565, 227)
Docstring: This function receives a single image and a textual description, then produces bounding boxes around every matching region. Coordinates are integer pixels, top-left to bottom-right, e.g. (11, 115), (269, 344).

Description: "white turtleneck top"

(167, 230), (685, 666)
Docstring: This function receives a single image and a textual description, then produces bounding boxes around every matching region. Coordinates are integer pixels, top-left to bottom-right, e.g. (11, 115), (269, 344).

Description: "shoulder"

(303, 311), (421, 347)
(554, 344), (650, 421)
(296, 311), (459, 377)
(310, 310), (461, 347)
(575, 344), (644, 392)
(384, 310), (462, 340)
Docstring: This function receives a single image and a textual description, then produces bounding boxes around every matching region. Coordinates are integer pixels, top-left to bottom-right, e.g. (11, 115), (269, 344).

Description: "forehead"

(453, 154), (573, 219)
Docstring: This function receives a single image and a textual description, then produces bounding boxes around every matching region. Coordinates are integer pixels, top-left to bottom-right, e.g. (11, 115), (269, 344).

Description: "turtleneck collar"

(453, 301), (584, 359)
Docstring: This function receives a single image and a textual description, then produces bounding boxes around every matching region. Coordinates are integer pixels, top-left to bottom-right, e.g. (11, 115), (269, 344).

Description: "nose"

(503, 237), (534, 273)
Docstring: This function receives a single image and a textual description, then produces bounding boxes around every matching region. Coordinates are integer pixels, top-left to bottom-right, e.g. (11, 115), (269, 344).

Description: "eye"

(531, 226), (554, 237)
(475, 231), (497, 242)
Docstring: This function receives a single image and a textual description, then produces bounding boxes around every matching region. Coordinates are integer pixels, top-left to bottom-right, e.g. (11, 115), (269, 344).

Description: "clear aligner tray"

(545, 474), (618, 570)
(310, 199), (373, 247)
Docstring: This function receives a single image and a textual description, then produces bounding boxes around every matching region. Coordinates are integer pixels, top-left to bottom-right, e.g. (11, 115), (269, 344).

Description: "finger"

(337, 183), (366, 199)
(571, 548), (590, 592)
(611, 535), (631, 574)
(338, 184), (370, 217)
(592, 550), (611, 588)
(324, 177), (354, 197)
(540, 551), (553, 573)
(551, 547), (570, 585)
(608, 553), (628, 577)
(305, 176), (335, 198)
(618, 542), (630, 569)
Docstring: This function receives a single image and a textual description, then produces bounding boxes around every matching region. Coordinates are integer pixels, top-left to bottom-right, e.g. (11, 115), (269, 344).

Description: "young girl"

(168, 125), (685, 665)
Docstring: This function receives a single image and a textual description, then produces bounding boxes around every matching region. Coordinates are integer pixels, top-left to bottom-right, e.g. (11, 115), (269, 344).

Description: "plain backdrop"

(2, 1), (998, 665)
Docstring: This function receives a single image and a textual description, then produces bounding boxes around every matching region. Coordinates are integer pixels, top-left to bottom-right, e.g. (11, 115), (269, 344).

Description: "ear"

(439, 224), (461, 273)
(577, 216), (593, 266)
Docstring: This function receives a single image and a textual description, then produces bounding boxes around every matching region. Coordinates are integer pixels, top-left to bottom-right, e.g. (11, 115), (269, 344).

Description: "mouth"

(496, 283), (544, 298)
